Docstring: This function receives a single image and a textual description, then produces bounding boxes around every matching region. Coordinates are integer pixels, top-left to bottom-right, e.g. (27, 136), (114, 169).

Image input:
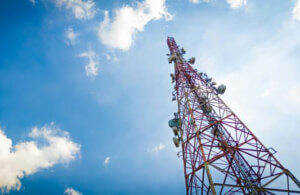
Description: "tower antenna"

(167, 37), (300, 194)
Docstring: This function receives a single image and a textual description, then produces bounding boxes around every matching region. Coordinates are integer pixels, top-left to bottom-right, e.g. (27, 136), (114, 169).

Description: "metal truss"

(167, 37), (300, 195)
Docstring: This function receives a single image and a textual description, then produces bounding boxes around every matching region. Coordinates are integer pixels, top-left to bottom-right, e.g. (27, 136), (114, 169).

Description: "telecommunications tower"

(167, 37), (300, 194)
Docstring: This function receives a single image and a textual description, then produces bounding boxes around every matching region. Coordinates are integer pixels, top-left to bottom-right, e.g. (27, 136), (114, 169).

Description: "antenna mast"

(167, 37), (300, 194)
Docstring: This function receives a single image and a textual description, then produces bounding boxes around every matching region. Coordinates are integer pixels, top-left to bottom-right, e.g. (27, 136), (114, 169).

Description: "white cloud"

(79, 48), (99, 78)
(98, 0), (173, 51)
(29, 0), (36, 5)
(293, 0), (300, 21)
(0, 124), (80, 193)
(103, 53), (120, 64)
(103, 53), (111, 61)
(103, 156), (110, 167)
(189, 0), (245, 8)
(149, 143), (165, 153)
(227, 0), (247, 9)
(55, 0), (96, 20)
(65, 187), (82, 195)
(65, 27), (79, 45)
(189, 0), (211, 4)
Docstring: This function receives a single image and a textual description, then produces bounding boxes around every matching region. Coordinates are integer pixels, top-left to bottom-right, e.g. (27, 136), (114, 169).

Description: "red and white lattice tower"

(167, 37), (300, 194)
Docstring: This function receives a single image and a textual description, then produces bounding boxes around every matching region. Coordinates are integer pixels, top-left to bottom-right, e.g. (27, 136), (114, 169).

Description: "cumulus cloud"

(65, 187), (82, 195)
(103, 156), (110, 167)
(227, 0), (247, 9)
(98, 0), (173, 51)
(55, 0), (96, 20)
(65, 27), (79, 45)
(79, 48), (99, 78)
(293, 0), (300, 21)
(0, 124), (80, 193)
(149, 143), (165, 153)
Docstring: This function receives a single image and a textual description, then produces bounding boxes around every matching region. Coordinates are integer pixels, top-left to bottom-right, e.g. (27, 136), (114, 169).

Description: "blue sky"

(0, 0), (300, 194)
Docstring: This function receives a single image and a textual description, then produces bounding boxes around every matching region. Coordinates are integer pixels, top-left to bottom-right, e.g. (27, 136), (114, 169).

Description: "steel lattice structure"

(167, 37), (300, 195)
